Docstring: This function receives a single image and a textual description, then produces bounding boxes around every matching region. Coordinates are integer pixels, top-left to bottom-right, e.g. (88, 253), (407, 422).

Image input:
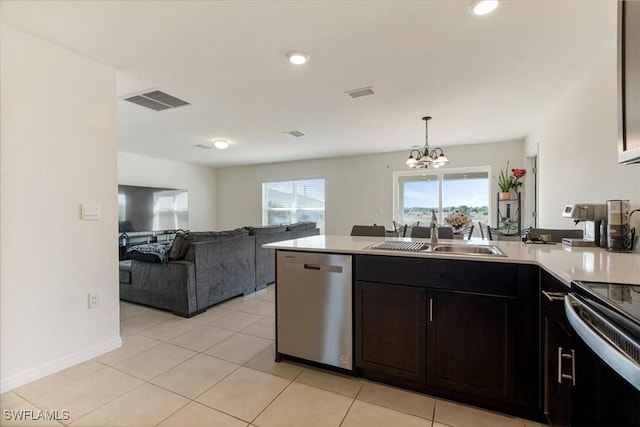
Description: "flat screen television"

(118, 185), (188, 233)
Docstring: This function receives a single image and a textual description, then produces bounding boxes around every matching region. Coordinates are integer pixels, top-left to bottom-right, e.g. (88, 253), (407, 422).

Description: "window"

(153, 191), (188, 231)
(262, 179), (325, 233)
(393, 167), (490, 234)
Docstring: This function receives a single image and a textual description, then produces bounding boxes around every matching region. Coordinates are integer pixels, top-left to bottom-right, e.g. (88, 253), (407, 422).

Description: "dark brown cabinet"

(543, 307), (572, 427)
(427, 288), (517, 404)
(541, 270), (573, 427)
(355, 281), (427, 389)
(354, 255), (540, 419)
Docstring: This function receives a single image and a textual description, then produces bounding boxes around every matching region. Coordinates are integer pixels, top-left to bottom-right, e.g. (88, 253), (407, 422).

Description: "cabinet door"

(543, 311), (572, 427)
(355, 281), (427, 388)
(427, 289), (517, 404)
(618, 1), (640, 165)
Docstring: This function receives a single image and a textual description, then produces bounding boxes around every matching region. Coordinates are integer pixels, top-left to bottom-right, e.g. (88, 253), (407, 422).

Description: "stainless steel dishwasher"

(275, 251), (353, 371)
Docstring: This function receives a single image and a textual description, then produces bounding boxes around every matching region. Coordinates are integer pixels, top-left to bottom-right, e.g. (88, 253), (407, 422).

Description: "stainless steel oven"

(564, 281), (640, 426)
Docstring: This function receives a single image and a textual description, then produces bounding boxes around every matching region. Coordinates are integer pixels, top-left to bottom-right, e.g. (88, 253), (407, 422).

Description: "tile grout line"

(242, 362), (307, 425)
(247, 376), (297, 426)
(63, 380), (149, 426)
(432, 397), (437, 425)
(337, 379), (365, 427)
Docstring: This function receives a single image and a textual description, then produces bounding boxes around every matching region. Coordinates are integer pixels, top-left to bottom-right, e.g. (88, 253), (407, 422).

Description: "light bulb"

(470, 0), (499, 16)
(213, 140), (230, 149)
(287, 51), (309, 65)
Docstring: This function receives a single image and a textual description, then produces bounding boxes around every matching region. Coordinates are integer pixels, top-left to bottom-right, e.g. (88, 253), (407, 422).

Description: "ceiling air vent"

(193, 142), (214, 149)
(122, 90), (190, 111)
(282, 130), (306, 138)
(345, 86), (374, 98)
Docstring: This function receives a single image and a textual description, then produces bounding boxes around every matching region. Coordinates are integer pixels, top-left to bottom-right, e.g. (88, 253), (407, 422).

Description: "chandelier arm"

(409, 148), (423, 158)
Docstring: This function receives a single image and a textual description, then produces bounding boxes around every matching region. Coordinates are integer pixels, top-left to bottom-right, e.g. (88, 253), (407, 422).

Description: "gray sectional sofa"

(119, 222), (319, 317)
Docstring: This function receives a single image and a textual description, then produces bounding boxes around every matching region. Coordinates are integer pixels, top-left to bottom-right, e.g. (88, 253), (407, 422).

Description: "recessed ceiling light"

(213, 139), (230, 149)
(469, 0), (499, 15)
(287, 51), (310, 65)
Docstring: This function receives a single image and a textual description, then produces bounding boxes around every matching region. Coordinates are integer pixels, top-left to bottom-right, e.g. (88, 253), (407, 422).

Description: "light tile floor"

(1, 285), (546, 427)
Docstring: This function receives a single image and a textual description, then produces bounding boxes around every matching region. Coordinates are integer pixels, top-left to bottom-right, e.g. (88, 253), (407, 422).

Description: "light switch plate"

(81, 203), (101, 220)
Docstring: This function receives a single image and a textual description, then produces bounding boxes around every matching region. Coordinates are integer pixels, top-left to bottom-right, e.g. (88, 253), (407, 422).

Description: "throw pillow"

(169, 232), (186, 261)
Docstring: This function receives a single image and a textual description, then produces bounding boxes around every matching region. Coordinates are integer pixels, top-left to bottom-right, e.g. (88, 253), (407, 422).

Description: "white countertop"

(264, 235), (640, 287)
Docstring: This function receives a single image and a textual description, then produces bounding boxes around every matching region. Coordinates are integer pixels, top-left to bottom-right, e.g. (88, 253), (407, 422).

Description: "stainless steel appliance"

(275, 251), (353, 371)
(606, 200), (636, 252)
(563, 281), (640, 426)
(561, 204), (606, 246)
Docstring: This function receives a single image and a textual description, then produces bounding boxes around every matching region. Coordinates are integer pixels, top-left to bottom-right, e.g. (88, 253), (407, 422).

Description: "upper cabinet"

(618, 1), (640, 164)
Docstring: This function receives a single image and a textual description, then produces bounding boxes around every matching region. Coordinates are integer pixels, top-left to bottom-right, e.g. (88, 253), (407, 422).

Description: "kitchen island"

(265, 235), (640, 423)
(264, 234), (640, 286)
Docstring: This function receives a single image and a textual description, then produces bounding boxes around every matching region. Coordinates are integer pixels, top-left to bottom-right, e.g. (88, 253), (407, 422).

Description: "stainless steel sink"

(366, 241), (506, 257)
(432, 244), (506, 256)
(367, 241), (431, 252)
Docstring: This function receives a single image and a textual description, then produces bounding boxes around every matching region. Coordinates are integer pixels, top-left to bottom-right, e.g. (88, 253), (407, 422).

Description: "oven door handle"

(565, 294), (640, 391)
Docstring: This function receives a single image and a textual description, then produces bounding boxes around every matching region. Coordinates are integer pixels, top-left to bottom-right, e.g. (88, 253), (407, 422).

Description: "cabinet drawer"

(355, 255), (517, 296)
(541, 269), (569, 325)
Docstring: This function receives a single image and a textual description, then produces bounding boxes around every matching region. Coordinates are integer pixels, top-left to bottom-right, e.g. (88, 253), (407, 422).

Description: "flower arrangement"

(443, 210), (472, 230)
(495, 162), (527, 193)
(511, 167), (526, 192)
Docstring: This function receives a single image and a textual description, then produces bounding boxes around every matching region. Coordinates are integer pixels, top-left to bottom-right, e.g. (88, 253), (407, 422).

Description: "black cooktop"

(572, 280), (640, 329)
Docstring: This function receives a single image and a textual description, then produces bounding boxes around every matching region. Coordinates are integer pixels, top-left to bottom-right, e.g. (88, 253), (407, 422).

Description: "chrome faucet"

(430, 210), (438, 244)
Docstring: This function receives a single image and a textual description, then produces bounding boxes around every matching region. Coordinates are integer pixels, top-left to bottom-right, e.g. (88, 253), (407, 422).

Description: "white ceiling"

(1, 0), (617, 168)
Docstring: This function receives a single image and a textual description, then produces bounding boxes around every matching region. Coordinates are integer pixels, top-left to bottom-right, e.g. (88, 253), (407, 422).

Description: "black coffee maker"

(606, 199), (637, 252)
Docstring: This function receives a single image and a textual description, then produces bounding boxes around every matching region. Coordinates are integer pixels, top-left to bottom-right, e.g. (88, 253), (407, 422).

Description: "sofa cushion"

(212, 228), (250, 238)
(172, 229), (250, 260)
(169, 232), (187, 261)
(246, 225), (287, 235)
(286, 221), (316, 232)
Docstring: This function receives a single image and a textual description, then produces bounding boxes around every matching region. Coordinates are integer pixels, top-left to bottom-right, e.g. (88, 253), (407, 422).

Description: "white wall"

(118, 152), (217, 231)
(216, 141), (523, 234)
(0, 25), (120, 392)
(525, 42), (640, 229)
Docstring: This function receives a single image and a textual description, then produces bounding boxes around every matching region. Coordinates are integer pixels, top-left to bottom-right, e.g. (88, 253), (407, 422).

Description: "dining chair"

(392, 221), (409, 237)
(410, 226), (454, 239)
(478, 222), (492, 240)
(453, 225), (475, 240)
(350, 225), (386, 237)
(464, 225), (475, 240)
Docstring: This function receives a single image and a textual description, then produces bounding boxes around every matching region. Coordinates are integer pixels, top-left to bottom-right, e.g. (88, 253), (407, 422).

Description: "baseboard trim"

(0, 336), (122, 393)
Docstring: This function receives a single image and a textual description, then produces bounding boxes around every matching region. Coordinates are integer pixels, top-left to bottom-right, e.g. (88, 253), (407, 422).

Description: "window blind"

(262, 179), (325, 233)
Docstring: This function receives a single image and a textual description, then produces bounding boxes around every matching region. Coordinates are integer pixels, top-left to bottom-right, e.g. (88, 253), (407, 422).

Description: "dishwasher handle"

(284, 262), (343, 273)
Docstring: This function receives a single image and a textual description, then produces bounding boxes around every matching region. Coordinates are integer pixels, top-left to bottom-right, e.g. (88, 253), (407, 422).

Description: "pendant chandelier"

(405, 116), (449, 169)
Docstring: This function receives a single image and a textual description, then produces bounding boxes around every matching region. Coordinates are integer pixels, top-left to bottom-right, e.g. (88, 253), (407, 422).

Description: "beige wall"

(216, 141), (524, 235)
(118, 152), (217, 231)
(525, 42), (640, 229)
(0, 25), (120, 391)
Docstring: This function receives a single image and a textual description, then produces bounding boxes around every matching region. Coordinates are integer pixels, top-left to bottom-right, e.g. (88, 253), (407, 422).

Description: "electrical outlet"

(88, 292), (101, 309)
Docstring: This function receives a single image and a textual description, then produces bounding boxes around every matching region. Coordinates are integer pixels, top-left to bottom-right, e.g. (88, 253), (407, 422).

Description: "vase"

(499, 192), (511, 200)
